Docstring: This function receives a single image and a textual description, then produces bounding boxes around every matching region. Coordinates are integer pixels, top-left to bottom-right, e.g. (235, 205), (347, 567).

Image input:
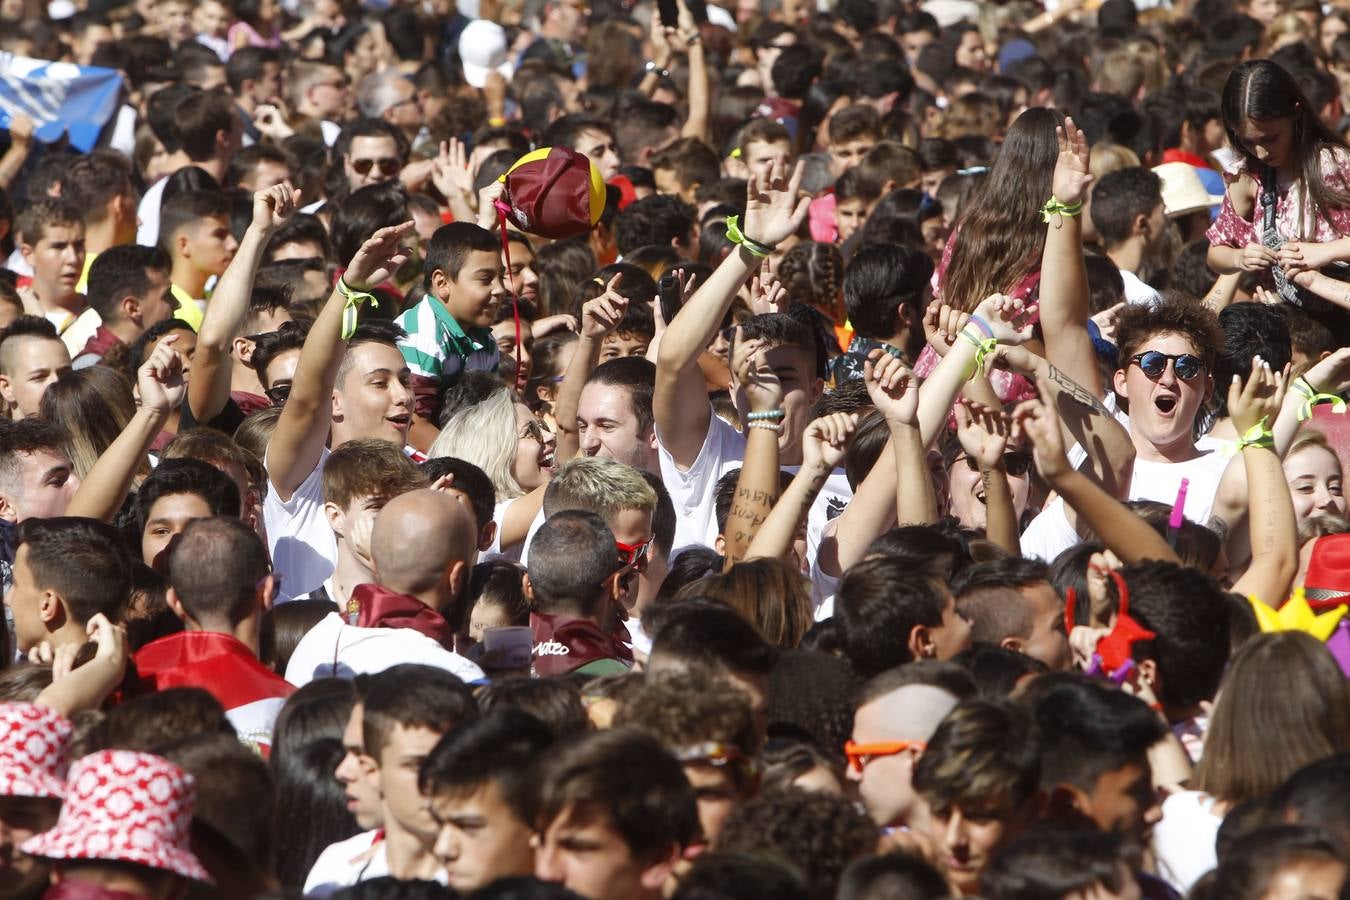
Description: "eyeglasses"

(265, 382), (292, 406)
(844, 740), (926, 774)
(1129, 351), (1205, 381)
(616, 537), (651, 568)
(519, 419), (546, 443)
(350, 157), (401, 177)
(956, 451), (1032, 478)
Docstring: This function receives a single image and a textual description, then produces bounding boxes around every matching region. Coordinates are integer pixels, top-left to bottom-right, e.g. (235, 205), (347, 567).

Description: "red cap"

(1304, 533), (1350, 609)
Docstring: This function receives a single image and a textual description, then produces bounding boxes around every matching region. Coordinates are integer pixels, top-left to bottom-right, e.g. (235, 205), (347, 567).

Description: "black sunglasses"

(1129, 351), (1205, 381)
(958, 451), (1032, 477)
(265, 383), (292, 406)
(350, 157), (400, 176)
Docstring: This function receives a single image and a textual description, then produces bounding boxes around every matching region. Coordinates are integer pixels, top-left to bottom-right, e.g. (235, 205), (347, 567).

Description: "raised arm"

(266, 221), (416, 499)
(677, 1), (710, 142)
(191, 182), (300, 424)
(554, 275), (627, 463)
(1016, 378), (1178, 565)
(654, 160), (809, 467)
(65, 338), (186, 522)
(723, 332), (785, 566)
(816, 351), (934, 578)
(745, 413), (856, 563)
(1229, 358), (1297, 604)
(1038, 116), (1101, 399)
(954, 400), (1019, 556)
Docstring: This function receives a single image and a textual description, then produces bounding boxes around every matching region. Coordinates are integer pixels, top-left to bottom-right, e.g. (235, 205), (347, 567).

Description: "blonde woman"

(429, 373), (555, 561)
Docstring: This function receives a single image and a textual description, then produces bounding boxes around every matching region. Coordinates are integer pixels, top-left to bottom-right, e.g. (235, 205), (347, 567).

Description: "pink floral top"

(1206, 148), (1350, 248)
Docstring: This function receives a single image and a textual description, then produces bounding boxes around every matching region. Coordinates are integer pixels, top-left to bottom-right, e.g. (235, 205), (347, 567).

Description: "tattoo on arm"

(1047, 363), (1111, 417)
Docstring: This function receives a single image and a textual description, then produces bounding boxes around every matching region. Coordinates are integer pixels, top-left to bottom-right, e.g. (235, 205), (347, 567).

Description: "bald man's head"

(372, 489), (477, 598)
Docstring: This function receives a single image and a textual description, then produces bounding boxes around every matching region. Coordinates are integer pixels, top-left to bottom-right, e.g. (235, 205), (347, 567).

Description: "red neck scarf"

(351, 583), (456, 649)
(530, 612), (633, 676)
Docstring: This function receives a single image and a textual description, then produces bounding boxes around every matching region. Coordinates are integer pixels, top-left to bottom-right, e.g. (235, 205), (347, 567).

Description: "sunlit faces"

(142, 492), (214, 571)
(326, 493), (388, 562)
(830, 138), (876, 179)
(334, 342), (413, 445)
(377, 724), (444, 844)
(1284, 444), (1344, 522)
(0, 448), (78, 523)
(436, 249), (506, 329)
(335, 703), (384, 830)
(261, 347), (301, 399)
(1261, 858), (1348, 900)
(177, 215), (239, 277)
(609, 505), (653, 614)
(1019, 582), (1071, 671)
(429, 780), (536, 891)
(240, 157), (292, 193)
(575, 129), (620, 182)
(6, 545), (51, 652)
(0, 795), (60, 898)
(599, 332), (648, 361)
(493, 319), (534, 385)
(834, 197), (871, 243)
(154, 0), (194, 44)
(927, 801), (1031, 895)
(954, 30), (990, 73)
(534, 806), (669, 900)
(0, 336), (71, 418)
(131, 268), (177, 331)
(848, 699), (928, 827)
(512, 402), (556, 491)
(345, 135), (402, 191)
(504, 241), (539, 304)
(192, 0), (230, 36)
(1237, 116), (1295, 170)
(682, 761), (742, 843)
(1113, 332), (1212, 455)
(23, 224), (85, 302)
(932, 586), (973, 660)
(1075, 760), (1162, 847)
(729, 343), (823, 465)
(945, 449), (1032, 532)
(150, 326), (196, 378)
(740, 139), (792, 185)
(577, 381), (656, 471)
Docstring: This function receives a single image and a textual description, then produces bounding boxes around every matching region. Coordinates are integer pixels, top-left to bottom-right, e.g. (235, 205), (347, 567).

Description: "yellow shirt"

(169, 283), (205, 332)
(74, 252), (96, 295)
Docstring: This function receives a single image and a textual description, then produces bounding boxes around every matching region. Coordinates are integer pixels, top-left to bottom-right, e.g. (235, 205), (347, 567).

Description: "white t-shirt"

(285, 611), (485, 687)
(263, 448), (338, 602)
(1152, 791), (1221, 893)
(483, 499), (545, 564)
(658, 408), (852, 561)
(303, 830), (388, 897)
(137, 177), (169, 248)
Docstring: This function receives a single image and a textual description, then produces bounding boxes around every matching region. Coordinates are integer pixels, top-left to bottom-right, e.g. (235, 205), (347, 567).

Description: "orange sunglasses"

(843, 740), (926, 774)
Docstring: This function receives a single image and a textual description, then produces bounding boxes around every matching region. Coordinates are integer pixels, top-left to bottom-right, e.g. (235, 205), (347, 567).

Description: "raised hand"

(579, 274), (629, 340)
(1279, 240), (1339, 276)
(923, 299), (955, 357)
(345, 221), (417, 289)
(802, 412), (859, 471)
(972, 293), (1037, 345)
(1301, 345), (1350, 394)
(732, 329), (783, 414)
(252, 181), (301, 233)
(743, 157), (810, 249)
(1051, 115), (1092, 207)
(954, 399), (1010, 470)
(1228, 355), (1287, 436)
(1013, 379), (1070, 480)
(748, 257), (787, 315)
(432, 138), (475, 204)
(137, 334), (187, 415)
(253, 103), (295, 141)
(477, 181), (506, 231)
(863, 349), (920, 425)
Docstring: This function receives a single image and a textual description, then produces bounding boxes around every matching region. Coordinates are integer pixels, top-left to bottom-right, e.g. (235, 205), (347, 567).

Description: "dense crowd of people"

(3, 0), (1350, 898)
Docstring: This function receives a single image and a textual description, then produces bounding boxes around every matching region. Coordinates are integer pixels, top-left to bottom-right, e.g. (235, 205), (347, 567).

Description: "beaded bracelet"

(1040, 196), (1084, 223)
(725, 215), (774, 258)
(336, 278), (380, 339)
(746, 409), (785, 421)
(1236, 418), (1276, 452)
(747, 420), (783, 433)
(1291, 376), (1347, 422)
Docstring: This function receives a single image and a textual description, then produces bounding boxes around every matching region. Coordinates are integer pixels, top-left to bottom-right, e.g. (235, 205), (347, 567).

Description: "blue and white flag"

(0, 54), (123, 153)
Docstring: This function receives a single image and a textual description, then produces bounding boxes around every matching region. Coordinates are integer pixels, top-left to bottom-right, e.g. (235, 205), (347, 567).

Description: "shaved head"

(858, 684), (960, 743)
(372, 489), (477, 596)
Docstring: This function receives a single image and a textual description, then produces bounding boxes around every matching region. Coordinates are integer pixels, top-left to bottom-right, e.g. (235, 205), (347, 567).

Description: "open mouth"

(1153, 395), (1178, 415)
(541, 448), (556, 468)
(387, 414), (411, 429)
(974, 488), (987, 506)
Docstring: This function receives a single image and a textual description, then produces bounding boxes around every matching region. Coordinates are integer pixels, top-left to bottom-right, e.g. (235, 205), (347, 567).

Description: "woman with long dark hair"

(1207, 59), (1350, 340)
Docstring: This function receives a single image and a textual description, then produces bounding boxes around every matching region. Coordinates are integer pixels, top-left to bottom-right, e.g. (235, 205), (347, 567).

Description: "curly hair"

(716, 788), (878, 897)
(1113, 291), (1225, 374)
